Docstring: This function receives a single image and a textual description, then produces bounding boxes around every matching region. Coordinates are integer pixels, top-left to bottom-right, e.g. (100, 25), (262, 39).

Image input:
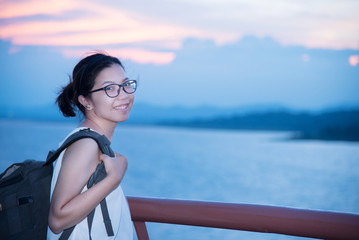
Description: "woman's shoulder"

(64, 137), (100, 160)
(60, 127), (101, 152)
(61, 128), (101, 167)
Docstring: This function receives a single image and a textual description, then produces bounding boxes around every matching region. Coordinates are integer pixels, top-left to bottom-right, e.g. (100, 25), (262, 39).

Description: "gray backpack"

(0, 128), (114, 240)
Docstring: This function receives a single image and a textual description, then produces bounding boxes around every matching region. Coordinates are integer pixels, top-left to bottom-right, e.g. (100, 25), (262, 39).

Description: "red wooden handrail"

(127, 196), (359, 240)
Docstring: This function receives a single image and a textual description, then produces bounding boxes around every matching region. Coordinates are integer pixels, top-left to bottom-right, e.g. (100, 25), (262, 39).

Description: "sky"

(1, 0), (359, 111)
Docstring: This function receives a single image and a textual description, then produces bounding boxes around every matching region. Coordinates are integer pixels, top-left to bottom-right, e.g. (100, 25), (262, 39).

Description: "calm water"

(1, 120), (359, 240)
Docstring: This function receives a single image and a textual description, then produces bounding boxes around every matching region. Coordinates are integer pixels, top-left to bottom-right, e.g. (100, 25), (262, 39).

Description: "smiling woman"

(47, 52), (136, 240)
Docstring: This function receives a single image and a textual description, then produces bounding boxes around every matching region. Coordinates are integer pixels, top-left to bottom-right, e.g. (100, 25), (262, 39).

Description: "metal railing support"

(133, 221), (149, 240)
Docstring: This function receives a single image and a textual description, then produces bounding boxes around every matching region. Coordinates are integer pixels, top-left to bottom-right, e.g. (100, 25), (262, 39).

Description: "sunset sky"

(1, 0), (358, 110)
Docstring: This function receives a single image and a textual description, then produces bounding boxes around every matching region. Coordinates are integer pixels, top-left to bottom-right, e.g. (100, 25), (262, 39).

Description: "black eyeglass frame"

(87, 80), (137, 98)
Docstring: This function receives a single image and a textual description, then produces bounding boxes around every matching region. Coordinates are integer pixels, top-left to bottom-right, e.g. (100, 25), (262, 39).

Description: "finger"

(99, 154), (109, 161)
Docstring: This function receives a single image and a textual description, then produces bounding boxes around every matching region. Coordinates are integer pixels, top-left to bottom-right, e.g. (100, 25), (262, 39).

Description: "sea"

(1, 119), (358, 240)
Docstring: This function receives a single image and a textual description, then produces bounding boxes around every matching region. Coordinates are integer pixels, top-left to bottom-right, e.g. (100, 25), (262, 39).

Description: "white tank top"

(47, 128), (133, 240)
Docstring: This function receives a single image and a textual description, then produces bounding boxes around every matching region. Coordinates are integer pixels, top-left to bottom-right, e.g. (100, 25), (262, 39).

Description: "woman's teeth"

(115, 105), (128, 110)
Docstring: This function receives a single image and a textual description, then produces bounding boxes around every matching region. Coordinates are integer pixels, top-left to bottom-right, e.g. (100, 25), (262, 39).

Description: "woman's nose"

(117, 87), (129, 99)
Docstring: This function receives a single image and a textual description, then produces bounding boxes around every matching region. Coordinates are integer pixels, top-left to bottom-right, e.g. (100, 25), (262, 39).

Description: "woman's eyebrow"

(101, 77), (129, 86)
(122, 77), (129, 83)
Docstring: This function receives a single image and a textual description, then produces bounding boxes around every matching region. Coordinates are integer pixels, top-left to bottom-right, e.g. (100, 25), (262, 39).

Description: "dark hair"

(56, 52), (124, 117)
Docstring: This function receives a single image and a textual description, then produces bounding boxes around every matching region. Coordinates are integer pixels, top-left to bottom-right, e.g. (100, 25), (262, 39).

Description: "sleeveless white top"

(47, 128), (133, 240)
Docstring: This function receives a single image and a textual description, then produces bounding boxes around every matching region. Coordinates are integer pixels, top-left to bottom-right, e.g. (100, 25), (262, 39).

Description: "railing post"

(133, 221), (150, 240)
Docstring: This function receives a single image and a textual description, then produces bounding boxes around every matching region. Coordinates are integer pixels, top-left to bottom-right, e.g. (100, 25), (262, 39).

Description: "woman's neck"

(79, 118), (116, 142)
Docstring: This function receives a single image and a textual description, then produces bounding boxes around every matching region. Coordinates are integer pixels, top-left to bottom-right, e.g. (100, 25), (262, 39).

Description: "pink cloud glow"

(349, 55), (359, 67)
(0, 0), (207, 64)
(1, 0), (358, 65)
(0, 1), (197, 45)
(301, 54), (310, 62)
(0, 0), (77, 18)
(4, 25), (197, 47)
(62, 48), (176, 65)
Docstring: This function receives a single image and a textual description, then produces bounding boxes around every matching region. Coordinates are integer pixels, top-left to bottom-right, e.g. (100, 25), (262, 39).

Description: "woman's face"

(87, 64), (135, 123)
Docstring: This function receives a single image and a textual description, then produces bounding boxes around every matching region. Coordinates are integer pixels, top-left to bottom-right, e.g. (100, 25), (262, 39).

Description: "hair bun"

(56, 79), (76, 117)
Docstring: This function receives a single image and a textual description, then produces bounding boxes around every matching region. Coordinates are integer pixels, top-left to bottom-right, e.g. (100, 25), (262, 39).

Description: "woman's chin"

(114, 114), (130, 123)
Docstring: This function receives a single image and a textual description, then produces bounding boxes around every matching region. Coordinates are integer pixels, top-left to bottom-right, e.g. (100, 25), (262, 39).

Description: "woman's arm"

(48, 138), (127, 234)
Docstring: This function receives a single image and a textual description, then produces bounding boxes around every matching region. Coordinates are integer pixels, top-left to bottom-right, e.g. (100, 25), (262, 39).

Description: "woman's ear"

(78, 95), (92, 110)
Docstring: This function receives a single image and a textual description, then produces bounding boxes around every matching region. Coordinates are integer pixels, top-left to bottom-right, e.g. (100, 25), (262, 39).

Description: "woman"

(47, 53), (136, 239)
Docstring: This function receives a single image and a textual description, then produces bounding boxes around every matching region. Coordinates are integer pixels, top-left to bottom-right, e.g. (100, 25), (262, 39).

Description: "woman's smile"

(114, 104), (130, 111)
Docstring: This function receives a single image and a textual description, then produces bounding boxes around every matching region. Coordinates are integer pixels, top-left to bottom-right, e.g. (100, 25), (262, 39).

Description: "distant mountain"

(129, 102), (291, 123)
(160, 109), (359, 142)
(0, 104), (71, 122)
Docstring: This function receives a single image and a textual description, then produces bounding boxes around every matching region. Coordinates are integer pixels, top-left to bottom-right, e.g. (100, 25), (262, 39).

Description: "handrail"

(127, 196), (359, 240)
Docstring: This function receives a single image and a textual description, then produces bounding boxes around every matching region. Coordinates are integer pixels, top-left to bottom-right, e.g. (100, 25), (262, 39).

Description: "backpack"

(0, 128), (115, 240)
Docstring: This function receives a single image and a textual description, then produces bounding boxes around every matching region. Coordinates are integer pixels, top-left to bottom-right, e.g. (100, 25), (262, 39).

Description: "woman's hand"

(100, 152), (128, 185)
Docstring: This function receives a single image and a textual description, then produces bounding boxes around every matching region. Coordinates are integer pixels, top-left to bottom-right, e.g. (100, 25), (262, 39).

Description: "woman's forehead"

(95, 64), (126, 85)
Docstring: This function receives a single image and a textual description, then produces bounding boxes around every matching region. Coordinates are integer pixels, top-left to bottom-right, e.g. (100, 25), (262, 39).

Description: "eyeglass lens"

(104, 81), (136, 97)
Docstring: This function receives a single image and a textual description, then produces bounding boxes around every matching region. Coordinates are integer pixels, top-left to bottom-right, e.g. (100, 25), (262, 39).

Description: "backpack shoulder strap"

(47, 128), (115, 239)
(44, 128), (114, 166)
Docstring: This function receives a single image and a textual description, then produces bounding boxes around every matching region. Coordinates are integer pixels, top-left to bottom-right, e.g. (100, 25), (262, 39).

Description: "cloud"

(117, 0), (359, 49)
(62, 48), (176, 65)
(0, 0), (76, 18)
(1, 0), (358, 66)
(0, 0), (203, 64)
(1, 36), (358, 109)
(130, 36), (359, 109)
(0, 0), (200, 45)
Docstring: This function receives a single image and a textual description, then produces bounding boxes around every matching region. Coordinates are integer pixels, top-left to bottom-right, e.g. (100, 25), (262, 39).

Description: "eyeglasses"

(87, 80), (137, 98)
